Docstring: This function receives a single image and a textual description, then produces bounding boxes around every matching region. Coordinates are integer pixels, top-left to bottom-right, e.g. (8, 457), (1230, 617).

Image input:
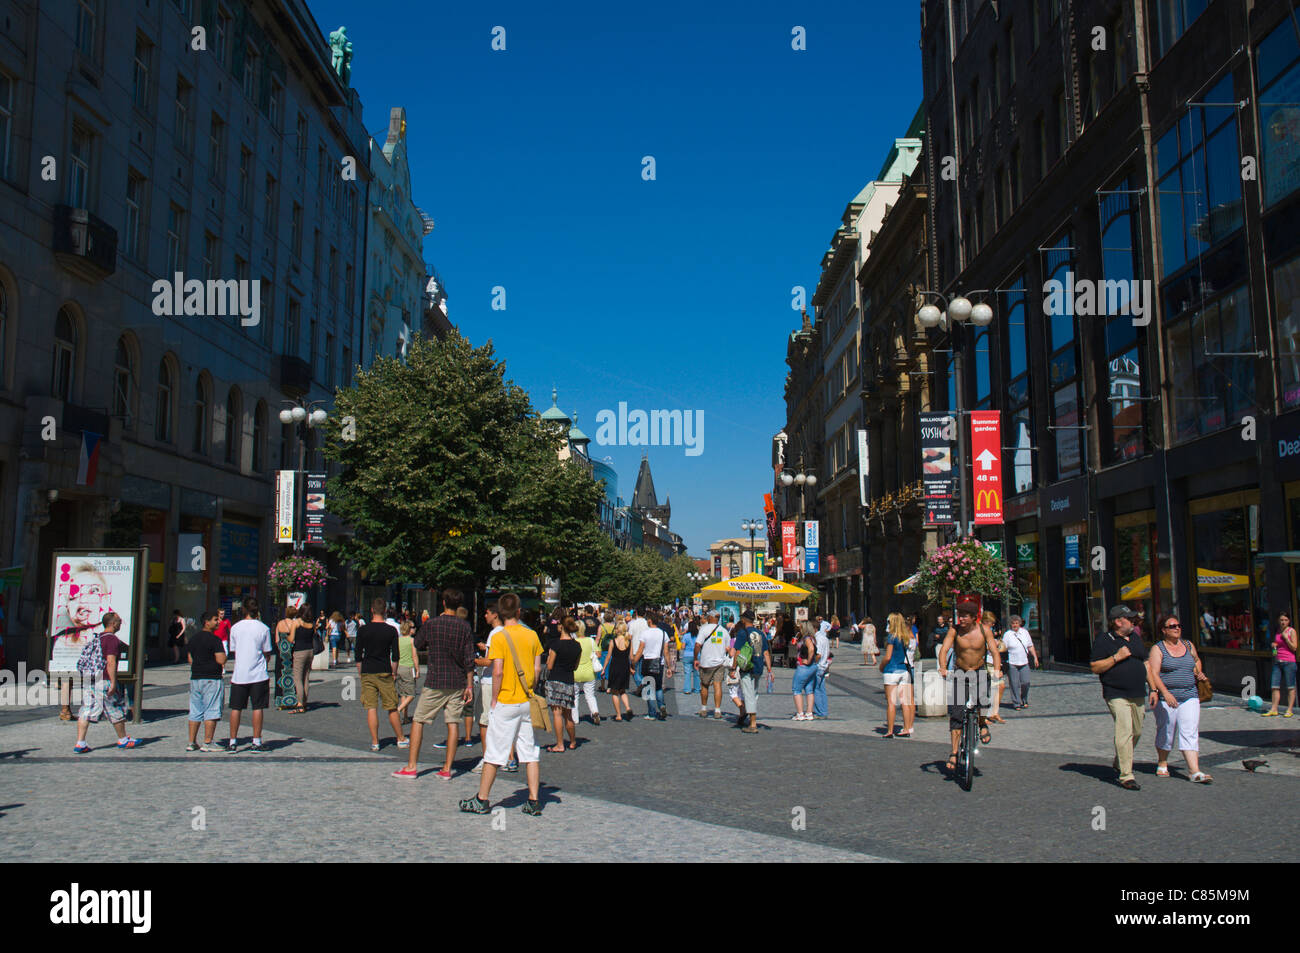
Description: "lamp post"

(915, 290), (994, 537)
(722, 542), (742, 579)
(780, 459), (818, 578)
(741, 518), (762, 573)
(278, 401), (329, 553)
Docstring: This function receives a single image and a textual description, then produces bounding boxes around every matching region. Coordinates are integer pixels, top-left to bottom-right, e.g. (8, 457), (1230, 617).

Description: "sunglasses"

(1163, 623), (1182, 630)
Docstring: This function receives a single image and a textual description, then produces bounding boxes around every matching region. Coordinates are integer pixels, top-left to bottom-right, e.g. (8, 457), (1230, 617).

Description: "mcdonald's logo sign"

(976, 489), (1001, 511)
(970, 411), (1004, 524)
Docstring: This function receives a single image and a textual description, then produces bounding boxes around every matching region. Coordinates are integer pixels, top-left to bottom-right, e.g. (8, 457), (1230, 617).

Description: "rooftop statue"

(329, 26), (353, 84)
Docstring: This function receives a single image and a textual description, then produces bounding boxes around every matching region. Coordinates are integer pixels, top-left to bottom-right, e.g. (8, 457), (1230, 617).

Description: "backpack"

(76, 631), (105, 678)
(735, 630), (756, 673)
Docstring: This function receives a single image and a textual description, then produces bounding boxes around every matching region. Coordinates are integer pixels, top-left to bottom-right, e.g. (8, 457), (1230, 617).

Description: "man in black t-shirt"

(356, 597), (406, 752)
(1090, 604), (1150, 790)
(187, 611), (228, 751)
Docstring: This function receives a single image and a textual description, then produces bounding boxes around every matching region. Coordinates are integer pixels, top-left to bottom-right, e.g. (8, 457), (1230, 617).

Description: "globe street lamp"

(722, 541), (742, 579)
(278, 400), (330, 552)
(915, 290), (994, 536)
(741, 518), (763, 572)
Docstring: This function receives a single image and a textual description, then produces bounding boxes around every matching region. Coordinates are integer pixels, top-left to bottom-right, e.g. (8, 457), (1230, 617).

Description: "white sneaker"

(471, 759), (484, 774)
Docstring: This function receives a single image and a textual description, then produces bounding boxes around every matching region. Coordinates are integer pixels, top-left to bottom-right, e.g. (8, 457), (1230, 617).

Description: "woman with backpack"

(791, 621), (819, 721)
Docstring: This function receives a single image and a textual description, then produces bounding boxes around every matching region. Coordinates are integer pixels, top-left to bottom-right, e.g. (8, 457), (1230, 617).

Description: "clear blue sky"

(307, 0), (921, 556)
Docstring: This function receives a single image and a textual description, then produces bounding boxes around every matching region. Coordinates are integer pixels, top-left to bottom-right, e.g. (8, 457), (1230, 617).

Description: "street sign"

(304, 472), (326, 545)
(982, 540), (1004, 560)
(970, 410), (1004, 525)
(276, 471), (296, 543)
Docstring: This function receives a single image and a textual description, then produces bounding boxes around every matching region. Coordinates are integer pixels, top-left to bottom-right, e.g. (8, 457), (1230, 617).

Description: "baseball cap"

(740, 610), (755, 622)
(1108, 604), (1138, 621)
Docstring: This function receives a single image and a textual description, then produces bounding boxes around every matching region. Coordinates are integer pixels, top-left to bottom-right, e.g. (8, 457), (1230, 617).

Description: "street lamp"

(915, 289), (995, 536)
(279, 399), (330, 553)
(741, 518), (762, 573)
(722, 542), (742, 579)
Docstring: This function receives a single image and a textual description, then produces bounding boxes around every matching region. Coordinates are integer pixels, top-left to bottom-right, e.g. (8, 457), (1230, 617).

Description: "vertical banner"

(1065, 534), (1081, 571)
(304, 472), (327, 545)
(764, 493), (779, 558)
(782, 521), (798, 571)
(857, 429), (870, 506)
(970, 410), (1004, 525)
(754, 553), (766, 576)
(920, 412), (957, 525)
(276, 470), (297, 544)
(804, 520), (820, 574)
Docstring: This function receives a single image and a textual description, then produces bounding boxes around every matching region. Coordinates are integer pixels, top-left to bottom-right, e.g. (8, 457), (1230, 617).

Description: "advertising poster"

(304, 472), (326, 545)
(781, 521), (798, 572)
(754, 553), (766, 576)
(276, 470), (297, 544)
(804, 520), (820, 574)
(1065, 534), (1081, 571)
(970, 410), (1004, 524)
(858, 429), (870, 506)
(47, 551), (140, 675)
(764, 493), (780, 563)
(920, 412), (957, 525)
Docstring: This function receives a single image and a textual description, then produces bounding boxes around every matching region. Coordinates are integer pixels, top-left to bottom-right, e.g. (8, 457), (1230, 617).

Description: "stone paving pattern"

(2, 655), (1297, 862)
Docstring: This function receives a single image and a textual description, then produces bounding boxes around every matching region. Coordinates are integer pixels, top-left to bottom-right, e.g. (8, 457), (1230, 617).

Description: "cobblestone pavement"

(2, 657), (1296, 862)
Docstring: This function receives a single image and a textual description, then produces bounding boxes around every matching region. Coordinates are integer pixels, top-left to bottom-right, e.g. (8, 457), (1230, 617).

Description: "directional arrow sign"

(970, 411), (1004, 525)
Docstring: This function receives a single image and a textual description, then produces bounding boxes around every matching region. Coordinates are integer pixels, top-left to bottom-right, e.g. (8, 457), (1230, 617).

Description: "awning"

(894, 572), (919, 594)
(1257, 551), (1300, 564)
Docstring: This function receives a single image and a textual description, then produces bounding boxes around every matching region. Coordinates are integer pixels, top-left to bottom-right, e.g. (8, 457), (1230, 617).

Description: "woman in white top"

(1002, 615), (1038, 710)
(860, 616), (878, 665)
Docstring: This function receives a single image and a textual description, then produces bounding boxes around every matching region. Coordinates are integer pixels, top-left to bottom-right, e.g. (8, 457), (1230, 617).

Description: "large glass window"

(1257, 19), (1300, 208)
(1167, 285), (1256, 443)
(1190, 494), (1265, 651)
(1156, 76), (1242, 278)
(1274, 255), (1300, 408)
(1100, 179), (1147, 461)
(1002, 277), (1034, 494)
(1115, 512), (1162, 631)
(1153, 0), (1209, 60)
(1043, 233), (1083, 479)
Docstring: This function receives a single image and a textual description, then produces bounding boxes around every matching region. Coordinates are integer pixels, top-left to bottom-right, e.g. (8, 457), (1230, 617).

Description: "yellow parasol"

(1120, 567), (1252, 601)
(894, 572), (919, 594)
(696, 572), (813, 604)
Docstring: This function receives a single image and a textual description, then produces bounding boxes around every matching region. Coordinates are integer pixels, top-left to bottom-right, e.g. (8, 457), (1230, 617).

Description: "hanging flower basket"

(914, 538), (1019, 607)
(267, 555), (328, 602)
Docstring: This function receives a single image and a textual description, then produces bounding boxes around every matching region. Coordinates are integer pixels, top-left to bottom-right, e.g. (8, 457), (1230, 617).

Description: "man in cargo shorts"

(694, 610), (730, 718)
(356, 597), (408, 753)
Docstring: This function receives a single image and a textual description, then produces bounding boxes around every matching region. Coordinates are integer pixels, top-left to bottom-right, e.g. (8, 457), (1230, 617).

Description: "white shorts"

(1155, 697), (1200, 752)
(483, 700), (540, 765)
(882, 671), (912, 686)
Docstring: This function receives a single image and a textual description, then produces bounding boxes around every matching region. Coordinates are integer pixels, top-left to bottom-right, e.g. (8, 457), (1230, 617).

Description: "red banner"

(970, 410), (1003, 525)
(781, 521), (798, 571)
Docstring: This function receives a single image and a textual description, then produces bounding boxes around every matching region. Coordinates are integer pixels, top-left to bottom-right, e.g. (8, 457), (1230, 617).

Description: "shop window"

(1258, 17), (1300, 207)
(1015, 535), (1041, 640)
(1166, 284), (1255, 443)
(1190, 494), (1265, 651)
(1273, 255), (1300, 409)
(1155, 76), (1242, 279)
(1115, 512), (1162, 631)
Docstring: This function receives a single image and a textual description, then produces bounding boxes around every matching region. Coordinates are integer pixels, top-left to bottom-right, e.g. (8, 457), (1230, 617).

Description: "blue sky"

(306, 0), (921, 556)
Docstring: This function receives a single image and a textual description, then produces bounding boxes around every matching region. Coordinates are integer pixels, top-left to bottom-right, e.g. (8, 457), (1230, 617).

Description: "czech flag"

(77, 431), (102, 486)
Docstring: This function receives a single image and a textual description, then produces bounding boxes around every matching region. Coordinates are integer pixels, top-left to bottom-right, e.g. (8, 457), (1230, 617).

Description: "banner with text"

(804, 520), (820, 574)
(970, 410), (1004, 524)
(304, 472), (327, 545)
(857, 429), (870, 506)
(782, 521), (798, 572)
(920, 412), (957, 525)
(276, 471), (297, 544)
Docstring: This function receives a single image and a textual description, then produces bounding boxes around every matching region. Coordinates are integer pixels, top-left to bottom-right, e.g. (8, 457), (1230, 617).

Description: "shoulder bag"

(503, 629), (552, 733)
(1189, 644), (1213, 703)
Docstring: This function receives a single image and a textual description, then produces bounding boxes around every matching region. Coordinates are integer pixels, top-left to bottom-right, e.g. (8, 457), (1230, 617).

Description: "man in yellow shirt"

(460, 592), (544, 816)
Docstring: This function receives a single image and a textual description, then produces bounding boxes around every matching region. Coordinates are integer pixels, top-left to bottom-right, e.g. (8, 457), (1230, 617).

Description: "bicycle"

(955, 696), (979, 791)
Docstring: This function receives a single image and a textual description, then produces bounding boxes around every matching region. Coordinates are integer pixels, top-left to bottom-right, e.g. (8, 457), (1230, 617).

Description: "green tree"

(322, 332), (602, 590)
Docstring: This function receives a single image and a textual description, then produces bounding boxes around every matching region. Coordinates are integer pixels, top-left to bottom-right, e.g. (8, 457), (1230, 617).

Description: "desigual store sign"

(1039, 477), (1088, 528)
(1275, 409), (1300, 482)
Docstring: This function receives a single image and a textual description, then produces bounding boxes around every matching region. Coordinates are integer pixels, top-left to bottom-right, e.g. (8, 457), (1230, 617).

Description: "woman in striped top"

(1147, 613), (1213, 783)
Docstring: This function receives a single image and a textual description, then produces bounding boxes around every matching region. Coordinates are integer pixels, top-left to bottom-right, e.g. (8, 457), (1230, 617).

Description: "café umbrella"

(696, 572), (813, 604)
(1119, 567), (1251, 602)
(894, 572), (920, 594)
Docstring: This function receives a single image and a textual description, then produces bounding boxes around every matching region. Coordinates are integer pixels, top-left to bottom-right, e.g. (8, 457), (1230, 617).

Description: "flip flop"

(979, 726), (992, 745)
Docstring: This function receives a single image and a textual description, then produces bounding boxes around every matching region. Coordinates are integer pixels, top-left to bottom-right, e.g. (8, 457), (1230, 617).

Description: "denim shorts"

(792, 664), (818, 694)
(188, 679), (224, 722)
(1272, 660), (1297, 691)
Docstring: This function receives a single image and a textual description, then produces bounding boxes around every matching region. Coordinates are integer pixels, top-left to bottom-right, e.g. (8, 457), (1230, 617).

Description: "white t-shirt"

(634, 627), (666, 660)
(229, 618), (272, 685)
(696, 624), (730, 667)
(479, 625), (503, 688)
(815, 631), (832, 672)
(628, 616), (648, 640)
(1003, 627), (1033, 666)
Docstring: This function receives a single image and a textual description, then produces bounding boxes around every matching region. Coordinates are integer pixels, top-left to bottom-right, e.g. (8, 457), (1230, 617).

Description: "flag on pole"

(76, 432), (102, 486)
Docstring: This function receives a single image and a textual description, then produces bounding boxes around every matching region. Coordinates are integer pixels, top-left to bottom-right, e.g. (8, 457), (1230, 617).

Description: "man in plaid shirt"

(392, 588), (475, 781)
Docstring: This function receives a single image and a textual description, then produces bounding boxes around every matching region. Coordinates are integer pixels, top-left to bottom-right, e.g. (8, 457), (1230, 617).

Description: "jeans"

(642, 663), (664, 715)
(1007, 663), (1030, 707)
(632, 658), (643, 691)
(812, 667), (828, 717)
(681, 657), (699, 693)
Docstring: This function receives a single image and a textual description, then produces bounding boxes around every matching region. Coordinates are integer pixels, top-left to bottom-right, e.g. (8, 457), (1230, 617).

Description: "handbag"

(503, 628), (552, 733)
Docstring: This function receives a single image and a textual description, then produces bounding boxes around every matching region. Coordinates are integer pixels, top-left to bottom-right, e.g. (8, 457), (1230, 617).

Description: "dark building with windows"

(0, 0), (384, 667)
(919, 0), (1300, 683)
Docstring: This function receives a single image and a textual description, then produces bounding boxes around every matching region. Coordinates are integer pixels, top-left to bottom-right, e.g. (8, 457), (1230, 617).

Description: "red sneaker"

(391, 767), (419, 779)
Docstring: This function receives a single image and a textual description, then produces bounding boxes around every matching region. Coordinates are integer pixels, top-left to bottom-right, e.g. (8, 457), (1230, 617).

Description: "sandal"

(979, 726), (992, 745)
(1156, 765), (1170, 778)
(1190, 771), (1213, 784)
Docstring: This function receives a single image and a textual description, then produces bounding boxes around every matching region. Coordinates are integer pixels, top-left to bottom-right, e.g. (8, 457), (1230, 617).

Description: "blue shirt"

(680, 631), (695, 659)
(882, 636), (910, 674)
(734, 626), (768, 677)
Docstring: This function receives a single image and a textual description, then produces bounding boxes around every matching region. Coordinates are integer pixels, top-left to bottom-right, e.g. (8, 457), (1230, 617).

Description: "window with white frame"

(166, 203), (185, 274)
(75, 0), (96, 58)
(132, 34), (151, 111)
(155, 359), (174, 442)
(113, 337), (133, 424)
(124, 171), (145, 261)
(52, 308), (76, 402)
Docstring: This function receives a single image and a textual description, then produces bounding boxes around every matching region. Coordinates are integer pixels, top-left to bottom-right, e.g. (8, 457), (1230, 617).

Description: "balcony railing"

(278, 354), (311, 397)
(53, 205), (117, 281)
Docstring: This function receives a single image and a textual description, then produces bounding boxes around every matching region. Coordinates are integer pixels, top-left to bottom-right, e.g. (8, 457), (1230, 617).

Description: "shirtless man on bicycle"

(938, 601), (1003, 773)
